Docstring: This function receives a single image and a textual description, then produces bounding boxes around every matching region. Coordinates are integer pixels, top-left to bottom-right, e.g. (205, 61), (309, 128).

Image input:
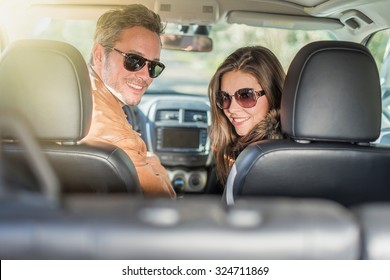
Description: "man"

(81, 4), (176, 198)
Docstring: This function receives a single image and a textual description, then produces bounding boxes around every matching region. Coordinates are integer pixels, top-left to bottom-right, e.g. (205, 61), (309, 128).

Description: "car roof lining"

(8, 0), (390, 43)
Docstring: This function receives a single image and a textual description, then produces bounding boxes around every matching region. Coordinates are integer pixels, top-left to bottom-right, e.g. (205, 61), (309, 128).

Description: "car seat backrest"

(281, 40), (381, 143)
(0, 39), (92, 142)
(0, 39), (141, 194)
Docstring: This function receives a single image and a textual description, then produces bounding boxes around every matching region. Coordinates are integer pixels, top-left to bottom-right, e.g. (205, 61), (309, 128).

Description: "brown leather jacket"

(81, 67), (176, 199)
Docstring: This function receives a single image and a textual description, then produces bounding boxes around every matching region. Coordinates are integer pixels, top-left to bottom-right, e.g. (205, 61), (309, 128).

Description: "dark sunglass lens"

(124, 54), (146, 71)
(148, 62), (165, 78)
(236, 89), (256, 108)
(216, 92), (231, 109)
(223, 97), (231, 109)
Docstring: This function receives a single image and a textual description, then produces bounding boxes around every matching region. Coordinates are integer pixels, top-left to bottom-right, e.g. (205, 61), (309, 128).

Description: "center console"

(145, 98), (212, 193)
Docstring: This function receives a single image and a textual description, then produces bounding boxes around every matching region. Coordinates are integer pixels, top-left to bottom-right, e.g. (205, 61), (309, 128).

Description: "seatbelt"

(122, 105), (140, 133)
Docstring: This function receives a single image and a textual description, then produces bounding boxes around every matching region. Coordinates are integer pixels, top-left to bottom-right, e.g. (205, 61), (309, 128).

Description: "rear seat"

(0, 194), (360, 259)
(353, 203), (390, 259)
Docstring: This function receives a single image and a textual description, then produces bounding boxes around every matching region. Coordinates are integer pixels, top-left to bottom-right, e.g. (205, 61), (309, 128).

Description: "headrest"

(0, 39), (92, 143)
(281, 41), (381, 143)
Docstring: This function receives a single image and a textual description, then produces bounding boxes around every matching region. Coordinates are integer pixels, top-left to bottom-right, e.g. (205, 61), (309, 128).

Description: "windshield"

(2, 15), (335, 95)
(152, 22), (336, 94)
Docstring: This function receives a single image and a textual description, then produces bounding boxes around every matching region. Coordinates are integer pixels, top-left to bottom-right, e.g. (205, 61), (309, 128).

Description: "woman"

(208, 46), (286, 185)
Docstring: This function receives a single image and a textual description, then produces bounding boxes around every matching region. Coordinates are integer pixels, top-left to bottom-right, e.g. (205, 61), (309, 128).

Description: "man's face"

(95, 26), (162, 105)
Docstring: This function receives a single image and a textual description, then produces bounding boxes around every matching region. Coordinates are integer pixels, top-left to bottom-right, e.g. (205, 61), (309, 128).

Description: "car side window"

(366, 29), (390, 143)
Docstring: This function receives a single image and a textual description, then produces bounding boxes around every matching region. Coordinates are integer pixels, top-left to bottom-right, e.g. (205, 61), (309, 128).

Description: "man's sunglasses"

(216, 88), (265, 109)
(111, 48), (165, 78)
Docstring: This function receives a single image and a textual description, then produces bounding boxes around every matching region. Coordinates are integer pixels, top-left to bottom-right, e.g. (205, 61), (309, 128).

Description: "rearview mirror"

(161, 34), (213, 52)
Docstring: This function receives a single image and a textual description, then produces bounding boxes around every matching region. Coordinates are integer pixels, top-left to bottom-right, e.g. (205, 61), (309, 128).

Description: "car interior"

(1, 0), (390, 260)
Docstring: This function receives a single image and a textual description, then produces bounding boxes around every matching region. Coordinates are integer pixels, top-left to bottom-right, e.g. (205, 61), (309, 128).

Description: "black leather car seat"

(224, 41), (390, 207)
(0, 39), (141, 194)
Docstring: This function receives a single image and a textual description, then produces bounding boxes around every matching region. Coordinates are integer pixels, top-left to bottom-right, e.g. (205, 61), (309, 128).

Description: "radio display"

(161, 127), (200, 149)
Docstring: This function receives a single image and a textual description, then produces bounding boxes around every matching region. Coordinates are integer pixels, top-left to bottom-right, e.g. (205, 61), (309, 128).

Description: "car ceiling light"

(155, 0), (219, 25)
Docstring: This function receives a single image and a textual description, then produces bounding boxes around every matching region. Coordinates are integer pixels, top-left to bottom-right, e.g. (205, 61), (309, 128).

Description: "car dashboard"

(135, 90), (218, 195)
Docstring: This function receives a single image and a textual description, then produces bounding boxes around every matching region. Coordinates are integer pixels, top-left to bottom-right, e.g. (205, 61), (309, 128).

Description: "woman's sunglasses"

(216, 88), (265, 109)
(111, 48), (165, 78)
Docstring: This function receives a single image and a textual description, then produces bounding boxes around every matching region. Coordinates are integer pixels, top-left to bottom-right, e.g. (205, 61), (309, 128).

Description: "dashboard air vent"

(156, 109), (180, 121)
(184, 110), (207, 123)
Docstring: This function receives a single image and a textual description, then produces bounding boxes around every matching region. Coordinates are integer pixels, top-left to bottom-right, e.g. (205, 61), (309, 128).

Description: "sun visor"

(227, 11), (344, 30)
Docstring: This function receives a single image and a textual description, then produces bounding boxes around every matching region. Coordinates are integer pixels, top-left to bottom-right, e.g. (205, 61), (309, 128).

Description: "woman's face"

(220, 70), (270, 136)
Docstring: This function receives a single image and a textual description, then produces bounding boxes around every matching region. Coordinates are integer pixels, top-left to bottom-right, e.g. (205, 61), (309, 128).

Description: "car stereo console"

(156, 126), (208, 153)
(145, 99), (212, 193)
